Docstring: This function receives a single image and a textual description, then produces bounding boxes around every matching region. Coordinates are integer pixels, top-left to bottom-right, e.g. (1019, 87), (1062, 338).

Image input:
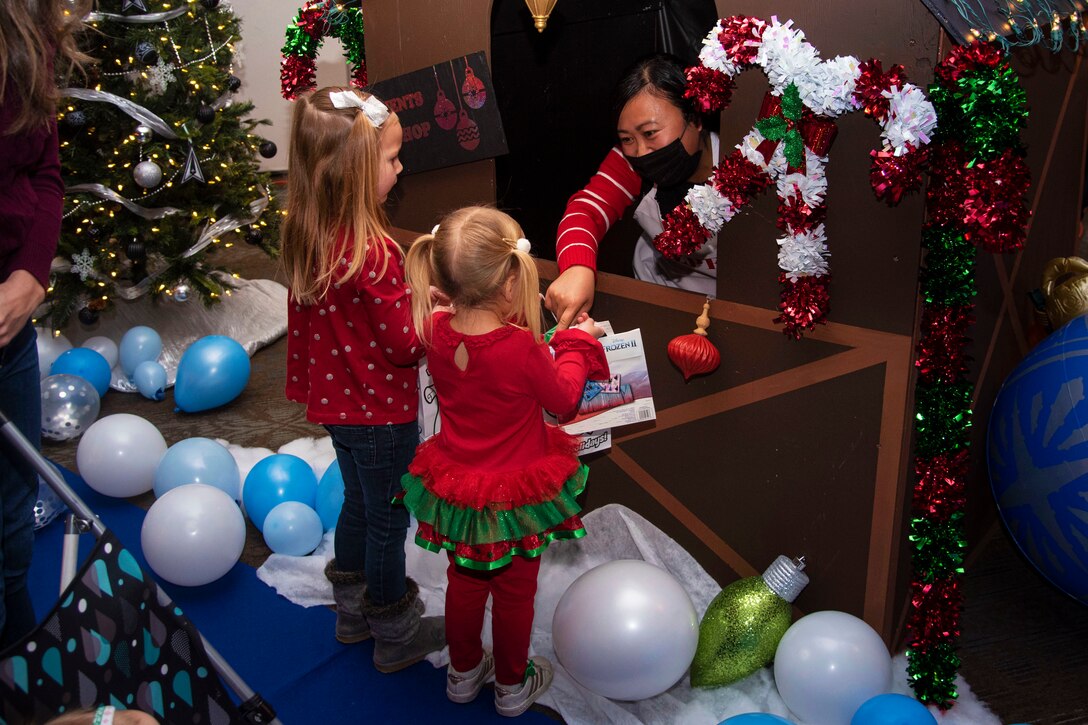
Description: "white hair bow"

(329, 90), (390, 127)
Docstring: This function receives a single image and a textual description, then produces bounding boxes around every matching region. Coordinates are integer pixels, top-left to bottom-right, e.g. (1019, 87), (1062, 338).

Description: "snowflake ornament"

(144, 59), (176, 96)
(71, 249), (95, 281)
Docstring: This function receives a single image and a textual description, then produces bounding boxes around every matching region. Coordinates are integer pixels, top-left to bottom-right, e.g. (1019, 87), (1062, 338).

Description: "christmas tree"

(47, 0), (282, 329)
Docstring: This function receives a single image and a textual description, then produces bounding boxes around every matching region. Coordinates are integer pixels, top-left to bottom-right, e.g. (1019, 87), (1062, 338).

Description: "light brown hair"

(0, 0), (93, 134)
(405, 206), (541, 343)
(280, 86), (397, 304)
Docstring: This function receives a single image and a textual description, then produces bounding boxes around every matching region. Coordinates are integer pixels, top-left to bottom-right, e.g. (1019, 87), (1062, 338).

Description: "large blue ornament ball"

(851, 693), (936, 725)
(987, 313), (1088, 604)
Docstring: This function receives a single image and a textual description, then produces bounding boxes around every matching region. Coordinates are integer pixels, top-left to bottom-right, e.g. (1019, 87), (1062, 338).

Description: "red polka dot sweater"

(286, 235), (423, 425)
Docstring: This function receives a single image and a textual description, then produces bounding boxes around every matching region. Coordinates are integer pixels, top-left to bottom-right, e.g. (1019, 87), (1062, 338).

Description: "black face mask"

(625, 136), (701, 187)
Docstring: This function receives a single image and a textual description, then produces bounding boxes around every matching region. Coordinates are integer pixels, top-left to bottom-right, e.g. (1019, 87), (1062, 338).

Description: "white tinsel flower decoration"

(776, 151), (828, 208)
(882, 85), (938, 154)
(797, 55), (862, 117)
(777, 224), (830, 280)
(699, 20), (739, 76)
(687, 184), (735, 234)
(756, 19), (820, 92)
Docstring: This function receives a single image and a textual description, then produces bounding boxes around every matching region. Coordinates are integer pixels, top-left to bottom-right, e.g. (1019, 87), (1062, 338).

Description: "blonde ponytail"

(405, 232), (438, 343)
(507, 248), (542, 339)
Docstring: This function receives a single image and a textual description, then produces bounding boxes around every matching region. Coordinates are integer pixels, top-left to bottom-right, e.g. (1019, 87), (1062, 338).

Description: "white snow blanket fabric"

(239, 436), (998, 725)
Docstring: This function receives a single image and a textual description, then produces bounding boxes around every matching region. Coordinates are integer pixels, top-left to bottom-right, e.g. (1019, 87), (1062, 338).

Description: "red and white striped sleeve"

(555, 147), (642, 273)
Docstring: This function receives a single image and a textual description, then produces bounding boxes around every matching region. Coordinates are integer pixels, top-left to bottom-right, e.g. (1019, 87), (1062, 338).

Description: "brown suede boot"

(324, 559), (370, 643)
(362, 578), (446, 673)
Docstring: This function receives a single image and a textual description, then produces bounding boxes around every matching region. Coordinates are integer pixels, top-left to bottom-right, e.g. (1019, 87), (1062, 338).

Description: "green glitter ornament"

(689, 555), (809, 688)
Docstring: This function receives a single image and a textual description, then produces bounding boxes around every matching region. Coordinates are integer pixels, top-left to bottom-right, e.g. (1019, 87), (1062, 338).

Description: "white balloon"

(552, 559), (698, 701)
(82, 336), (119, 370)
(141, 483), (245, 586)
(35, 329), (72, 380)
(76, 413), (166, 497)
(773, 610), (893, 725)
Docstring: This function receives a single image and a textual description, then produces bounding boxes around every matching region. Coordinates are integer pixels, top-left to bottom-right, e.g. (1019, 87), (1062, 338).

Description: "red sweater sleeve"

(355, 237), (425, 367)
(555, 147), (641, 273)
(520, 329), (610, 421)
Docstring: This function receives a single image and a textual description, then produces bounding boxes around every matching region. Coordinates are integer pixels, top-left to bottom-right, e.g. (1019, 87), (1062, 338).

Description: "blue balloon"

(154, 437), (241, 500)
(174, 335), (251, 413)
(263, 501), (324, 556)
(51, 348), (112, 397)
(987, 313), (1088, 604)
(720, 715), (796, 725)
(133, 360), (167, 401)
(242, 454), (318, 531)
(119, 325), (162, 378)
(315, 460), (345, 532)
(851, 693), (937, 725)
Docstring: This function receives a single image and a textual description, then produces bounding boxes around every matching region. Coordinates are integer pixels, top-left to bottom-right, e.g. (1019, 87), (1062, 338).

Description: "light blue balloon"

(242, 453), (318, 531)
(174, 335), (251, 413)
(720, 716), (796, 725)
(133, 360), (167, 401)
(154, 437), (241, 500)
(51, 348), (112, 397)
(315, 460), (345, 532)
(262, 501), (324, 556)
(851, 694), (937, 725)
(119, 325), (162, 378)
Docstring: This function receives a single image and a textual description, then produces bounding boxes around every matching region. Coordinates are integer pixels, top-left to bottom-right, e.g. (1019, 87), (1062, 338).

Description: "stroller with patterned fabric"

(0, 410), (279, 724)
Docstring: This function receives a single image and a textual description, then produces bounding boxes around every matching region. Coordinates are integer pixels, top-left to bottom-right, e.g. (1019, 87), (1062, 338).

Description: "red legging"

(445, 554), (541, 686)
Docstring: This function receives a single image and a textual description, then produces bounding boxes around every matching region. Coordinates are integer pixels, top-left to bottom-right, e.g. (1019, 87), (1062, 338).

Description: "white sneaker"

(494, 656), (553, 718)
(446, 651), (495, 704)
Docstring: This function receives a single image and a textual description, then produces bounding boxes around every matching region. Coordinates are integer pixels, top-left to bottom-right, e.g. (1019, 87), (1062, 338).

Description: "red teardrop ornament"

(667, 299), (721, 381)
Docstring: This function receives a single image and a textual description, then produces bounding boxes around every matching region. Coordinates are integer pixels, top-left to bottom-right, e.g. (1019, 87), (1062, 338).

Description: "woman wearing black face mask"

(545, 53), (718, 330)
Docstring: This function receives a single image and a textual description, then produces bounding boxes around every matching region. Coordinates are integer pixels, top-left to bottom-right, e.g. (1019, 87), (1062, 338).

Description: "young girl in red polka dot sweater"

(401, 206), (608, 716)
(279, 86), (444, 673)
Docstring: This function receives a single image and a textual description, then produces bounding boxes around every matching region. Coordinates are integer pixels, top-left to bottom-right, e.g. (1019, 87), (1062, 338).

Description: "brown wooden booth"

(373, 0), (1088, 645)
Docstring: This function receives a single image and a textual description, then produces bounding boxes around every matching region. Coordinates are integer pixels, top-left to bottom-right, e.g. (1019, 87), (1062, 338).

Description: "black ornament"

(196, 105), (216, 124)
(245, 227), (263, 245)
(126, 239), (146, 261)
(64, 111), (86, 129)
(78, 306), (99, 325)
(200, 0), (220, 8)
(227, 75), (242, 92)
(258, 141), (278, 159)
(86, 223), (101, 238)
(135, 41), (158, 66)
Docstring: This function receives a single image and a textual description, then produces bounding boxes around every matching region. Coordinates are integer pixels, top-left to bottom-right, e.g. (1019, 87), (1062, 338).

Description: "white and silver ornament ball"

(134, 124), (153, 143)
(133, 160), (163, 188)
(172, 283), (191, 302)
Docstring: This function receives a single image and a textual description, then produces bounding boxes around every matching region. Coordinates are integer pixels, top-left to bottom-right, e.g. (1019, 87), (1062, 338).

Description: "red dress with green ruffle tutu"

(398, 312), (609, 571)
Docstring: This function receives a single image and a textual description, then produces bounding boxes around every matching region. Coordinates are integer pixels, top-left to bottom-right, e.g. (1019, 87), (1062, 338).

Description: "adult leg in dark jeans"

(0, 323), (41, 648)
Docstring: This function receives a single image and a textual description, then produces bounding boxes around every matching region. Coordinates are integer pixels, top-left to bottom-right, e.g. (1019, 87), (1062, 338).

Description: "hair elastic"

(328, 90), (390, 127)
(503, 237), (531, 253)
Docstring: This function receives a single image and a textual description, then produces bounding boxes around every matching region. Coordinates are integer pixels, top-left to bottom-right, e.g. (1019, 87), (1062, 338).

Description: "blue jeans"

(0, 323), (40, 649)
(325, 422), (418, 606)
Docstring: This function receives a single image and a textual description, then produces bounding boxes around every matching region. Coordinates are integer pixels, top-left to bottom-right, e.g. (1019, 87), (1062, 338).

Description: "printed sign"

(369, 51), (508, 175)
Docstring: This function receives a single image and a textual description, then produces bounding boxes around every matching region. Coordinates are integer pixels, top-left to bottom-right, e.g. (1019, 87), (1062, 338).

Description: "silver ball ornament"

(172, 283), (191, 302)
(134, 124), (153, 143)
(133, 160), (163, 188)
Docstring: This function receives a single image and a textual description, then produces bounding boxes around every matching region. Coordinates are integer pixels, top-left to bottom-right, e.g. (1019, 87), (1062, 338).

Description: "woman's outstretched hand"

(544, 265), (595, 331)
